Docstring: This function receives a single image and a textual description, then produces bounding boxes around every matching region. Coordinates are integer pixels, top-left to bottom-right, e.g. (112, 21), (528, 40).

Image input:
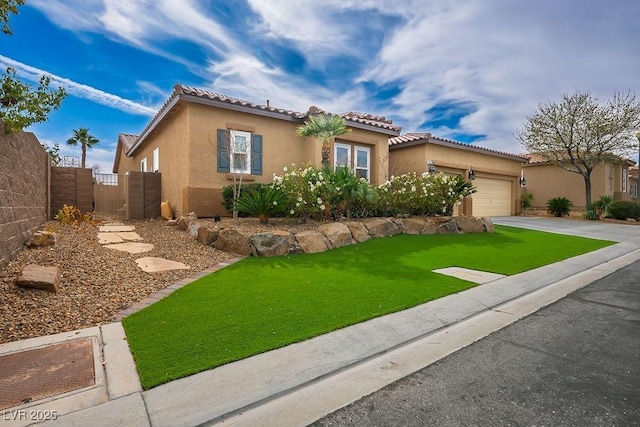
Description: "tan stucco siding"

(522, 163), (630, 209)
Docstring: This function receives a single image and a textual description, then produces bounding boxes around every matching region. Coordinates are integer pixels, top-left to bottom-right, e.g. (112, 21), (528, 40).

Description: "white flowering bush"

(377, 172), (475, 216)
(273, 163), (338, 220)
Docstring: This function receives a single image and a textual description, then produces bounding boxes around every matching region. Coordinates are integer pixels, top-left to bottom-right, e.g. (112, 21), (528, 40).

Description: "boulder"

(317, 223), (354, 249)
(188, 220), (199, 237)
(479, 217), (495, 233)
(396, 218), (425, 235)
(343, 222), (370, 243)
(365, 218), (399, 238)
(160, 201), (173, 220)
(166, 219), (178, 226)
(16, 264), (60, 293)
(213, 229), (251, 256)
(177, 216), (189, 230)
(437, 221), (459, 234)
(294, 230), (329, 253)
(249, 231), (295, 257)
(187, 212), (198, 221)
(454, 216), (485, 233)
(197, 226), (219, 246)
(421, 219), (438, 235)
(26, 231), (57, 248)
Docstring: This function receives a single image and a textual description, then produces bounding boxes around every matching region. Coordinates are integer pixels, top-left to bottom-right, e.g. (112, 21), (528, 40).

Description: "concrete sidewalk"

(2, 218), (640, 427)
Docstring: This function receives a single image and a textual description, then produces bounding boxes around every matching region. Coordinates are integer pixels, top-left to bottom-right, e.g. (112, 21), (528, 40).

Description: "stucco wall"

(522, 162), (630, 209)
(121, 101), (393, 217)
(0, 124), (49, 268)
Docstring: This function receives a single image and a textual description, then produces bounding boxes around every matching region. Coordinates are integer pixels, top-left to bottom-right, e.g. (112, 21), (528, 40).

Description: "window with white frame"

(230, 130), (251, 174)
(631, 182), (638, 198)
(355, 146), (370, 180)
(153, 148), (159, 172)
(140, 157), (147, 172)
(334, 142), (371, 182)
(622, 169), (628, 192)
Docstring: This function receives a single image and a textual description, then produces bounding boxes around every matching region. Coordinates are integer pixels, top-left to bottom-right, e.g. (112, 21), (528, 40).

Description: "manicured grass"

(123, 225), (613, 389)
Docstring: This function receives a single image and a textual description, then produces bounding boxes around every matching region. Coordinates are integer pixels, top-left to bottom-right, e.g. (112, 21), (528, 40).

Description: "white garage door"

(472, 177), (512, 217)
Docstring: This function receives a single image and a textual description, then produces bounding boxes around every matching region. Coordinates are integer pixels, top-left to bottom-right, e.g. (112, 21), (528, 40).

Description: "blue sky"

(2, 0), (640, 172)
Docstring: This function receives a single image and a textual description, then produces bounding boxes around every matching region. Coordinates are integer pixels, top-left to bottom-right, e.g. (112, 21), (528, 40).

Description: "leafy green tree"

(296, 114), (351, 169)
(66, 128), (99, 169)
(1, 0), (25, 35)
(0, 0), (66, 134)
(41, 142), (61, 165)
(1, 68), (66, 133)
(517, 91), (640, 206)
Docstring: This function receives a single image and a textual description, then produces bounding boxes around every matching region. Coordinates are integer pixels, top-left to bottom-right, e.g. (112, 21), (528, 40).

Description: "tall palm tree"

(296, 114), (351, 169)
(66, 128), (99, 169)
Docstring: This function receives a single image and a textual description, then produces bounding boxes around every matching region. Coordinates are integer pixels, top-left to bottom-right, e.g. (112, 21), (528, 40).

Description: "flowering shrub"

(272, 164), (336, 220)
(55, 204), (97, 225)
(377, 172), (475, 216)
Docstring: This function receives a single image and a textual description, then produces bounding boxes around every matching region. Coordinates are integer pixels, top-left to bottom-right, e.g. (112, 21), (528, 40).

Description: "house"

(521, 155), (635, 209)
(388, 133), (528, 216)
(113, 84), (401, 217)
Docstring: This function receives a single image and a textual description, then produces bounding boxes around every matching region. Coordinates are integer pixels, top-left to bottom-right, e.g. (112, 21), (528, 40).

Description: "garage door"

(472, 177), (512, 217)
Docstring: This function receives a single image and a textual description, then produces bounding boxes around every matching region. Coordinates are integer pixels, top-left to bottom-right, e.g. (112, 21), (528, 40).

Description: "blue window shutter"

(251, 134), (263, 175)
(217, 129), (230, 173)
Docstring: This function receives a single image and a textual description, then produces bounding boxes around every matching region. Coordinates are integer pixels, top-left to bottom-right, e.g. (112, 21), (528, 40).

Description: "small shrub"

(592, 195), (613, 218)
(546, 197), (573, 217)
(234, 186), (287, 224)
(583, 205), (599, 220)
(55, 205), (96, 225)
(222, 183), (270, 217)
(521, 191), (533, 216)
(607, 201), (640, 220)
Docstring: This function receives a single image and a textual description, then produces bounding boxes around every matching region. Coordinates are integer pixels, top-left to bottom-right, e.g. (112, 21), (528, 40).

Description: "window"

(334, 142), (371, 182)
(631, 182), (638, 198)
(216, 129), (263, 175)
(153, 148), (159, 172)
(622, 169), (628, 192)
(140, 157), (147, 172)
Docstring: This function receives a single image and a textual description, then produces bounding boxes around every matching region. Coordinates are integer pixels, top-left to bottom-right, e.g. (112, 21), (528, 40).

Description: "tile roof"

(389, 132), (528, 161)
(113, 133), (139, 172)
(127, 84), (401, 155)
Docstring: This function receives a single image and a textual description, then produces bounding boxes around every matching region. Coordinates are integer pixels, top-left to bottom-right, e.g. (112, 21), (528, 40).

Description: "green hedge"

(607, 201), (640, 220)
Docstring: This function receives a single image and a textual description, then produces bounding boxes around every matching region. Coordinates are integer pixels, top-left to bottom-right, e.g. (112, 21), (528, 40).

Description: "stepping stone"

(115, 231), (142, 241)
(135, 257), (189, 273)
(433, 267), (506, 284)
(16, 264), (61, 293)
(97, 233), (124, 244)
(104, 243), (154, 254)
(98, 225), (136, 232)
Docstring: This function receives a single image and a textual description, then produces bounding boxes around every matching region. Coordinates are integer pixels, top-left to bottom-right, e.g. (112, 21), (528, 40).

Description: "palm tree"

(296, 114), (351, 169)
(66, 128), (99, 169)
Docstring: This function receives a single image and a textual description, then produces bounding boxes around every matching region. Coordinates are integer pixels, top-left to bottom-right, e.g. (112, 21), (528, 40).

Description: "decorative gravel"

(0, 216), (328, 345)
(0, 219), (239, 344)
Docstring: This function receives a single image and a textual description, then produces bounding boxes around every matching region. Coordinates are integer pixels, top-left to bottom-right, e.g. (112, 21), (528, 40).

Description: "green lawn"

(123, 225), (614, 389)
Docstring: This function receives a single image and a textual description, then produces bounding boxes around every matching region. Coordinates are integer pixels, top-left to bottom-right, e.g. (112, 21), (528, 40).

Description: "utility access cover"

(0, 338), (95, 410)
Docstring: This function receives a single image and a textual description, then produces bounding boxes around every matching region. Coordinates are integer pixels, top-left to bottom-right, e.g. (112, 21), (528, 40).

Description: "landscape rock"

(165, 219), (178, 226)
(177, 216), (189, 230)
(16, 264), (60, 293)
(249, 231), (295, 257)
(479, 217), (495, 233)
(437, 221), (459, 234)
(343, 222), (370, 243)
(365, 218), (399, 238)
(294, 230), (329, 253)
(454, 216), (485, 233)
(197, 226), (219, 246)
(317, 223), (354, 249)
(397, 218), (425, 235)
(421, 219), (438, 234)
(26, 231), (57, 248)
(188, 220), (199, 237)
(214, 229), (251, 256)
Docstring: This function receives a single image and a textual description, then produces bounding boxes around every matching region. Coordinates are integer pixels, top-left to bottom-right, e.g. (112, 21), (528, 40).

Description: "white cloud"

(0, 55), (156, 116)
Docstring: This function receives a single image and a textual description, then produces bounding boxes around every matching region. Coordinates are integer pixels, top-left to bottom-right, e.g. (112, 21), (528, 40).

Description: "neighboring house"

(113, 84), (400, 217)
(389, 133), (528, 217)
(521, 155), (635, 209)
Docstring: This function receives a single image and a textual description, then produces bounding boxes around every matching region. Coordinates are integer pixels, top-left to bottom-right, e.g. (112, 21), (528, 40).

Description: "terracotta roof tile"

(389, 132), (528, 161)
(118, 133), (138, 151)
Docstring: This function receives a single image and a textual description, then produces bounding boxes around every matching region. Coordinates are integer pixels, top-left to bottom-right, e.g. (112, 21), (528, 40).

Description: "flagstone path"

(98, 222), (189, 272)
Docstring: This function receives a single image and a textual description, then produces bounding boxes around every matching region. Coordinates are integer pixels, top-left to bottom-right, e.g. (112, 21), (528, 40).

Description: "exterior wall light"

(468, 168), (476, 180)
(427, 160), (436, 174)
